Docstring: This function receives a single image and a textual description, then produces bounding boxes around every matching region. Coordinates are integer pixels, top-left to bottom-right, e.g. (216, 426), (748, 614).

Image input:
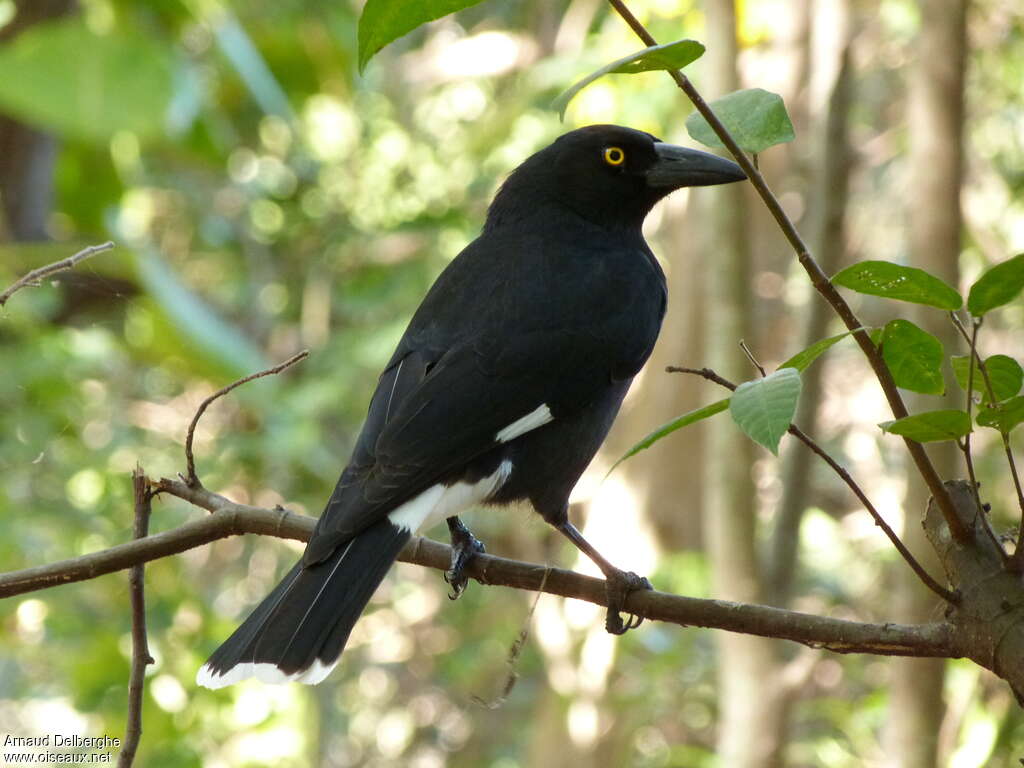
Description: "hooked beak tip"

(647, 143), (747, 188)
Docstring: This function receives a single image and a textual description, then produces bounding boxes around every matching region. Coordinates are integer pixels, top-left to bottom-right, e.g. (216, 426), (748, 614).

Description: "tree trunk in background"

(622, 198), (707, 551)
(883, 0), (966, 764)
(0, 0), (76, 241)
(702, 2), (781, 765)
(769, 0), (856, 607)
(0, 116), (57, 241)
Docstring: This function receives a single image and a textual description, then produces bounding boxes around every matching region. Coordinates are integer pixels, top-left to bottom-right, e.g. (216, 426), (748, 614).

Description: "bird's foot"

(444, 517), (486, 600)
(603, 569), (652, 635)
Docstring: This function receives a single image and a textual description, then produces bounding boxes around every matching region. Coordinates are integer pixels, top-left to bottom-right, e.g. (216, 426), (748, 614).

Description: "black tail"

(197, 519), (410, 688)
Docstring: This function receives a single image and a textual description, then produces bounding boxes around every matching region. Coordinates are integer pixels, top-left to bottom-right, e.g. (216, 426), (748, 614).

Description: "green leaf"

(551, 40), (705, 119)
(357, 0), (489, 72)
(0, 18), (174, 142)
(951, 354), (1023, 404)
(879, 410), (971, 443)
(976, 396), (1024, 435)
(607, 398), (729, 475)
(778, 329), (866, 372)
(685, 88), (795, 154)
(880, 319), (944, 395)
(610, 39), (706, 74)
(729, 368), (801, 455)
(967, 253), (1024, 316)
(831, 260), (962, 310)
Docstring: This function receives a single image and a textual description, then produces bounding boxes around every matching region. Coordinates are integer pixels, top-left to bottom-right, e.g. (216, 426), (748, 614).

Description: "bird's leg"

(444, 516), (486, 600)
(556, 521), (652, 635)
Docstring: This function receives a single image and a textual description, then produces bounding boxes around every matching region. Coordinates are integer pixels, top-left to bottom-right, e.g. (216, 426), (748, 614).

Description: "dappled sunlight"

(14, 599), (47, 645)
(533, 597), (577, 695)
(150, 675), (188, 713)
(567, 698), (601, 747)
(226, 724), (304, 764)
(572, 467), (659, 577)
(433, 31), (532, 79)
(0, 697), (89, 740)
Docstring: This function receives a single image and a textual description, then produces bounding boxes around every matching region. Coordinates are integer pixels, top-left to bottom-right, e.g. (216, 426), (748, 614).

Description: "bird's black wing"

(303, 327), (626, 563)
(302, 222), (665, 565)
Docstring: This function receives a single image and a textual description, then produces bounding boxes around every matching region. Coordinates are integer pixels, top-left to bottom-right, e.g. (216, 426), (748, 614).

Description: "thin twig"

(670, 365), (958, 603)
(184, 350), (309, 487)
(950, 313), (1007, 562)
(959, 317), (983, 513)
(605, 0), (965, 542)
(0, 242), (115, 307)
(951, 315), (1024, 570)
(666, 366), (734, 389)
(472, 567), (550, 709)
(0, 475), (954, 658)
(119, 469), (154, 768)
(971, 321), (1024, 568)
(1005, 447), (1024, 571)
(739, 340), (767, 377)
(789, 424), (957, 603)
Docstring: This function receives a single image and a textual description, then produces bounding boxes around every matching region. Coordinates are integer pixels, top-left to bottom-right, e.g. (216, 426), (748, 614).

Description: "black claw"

(445, 518), (486, 600)
(604, 570), (652, 635)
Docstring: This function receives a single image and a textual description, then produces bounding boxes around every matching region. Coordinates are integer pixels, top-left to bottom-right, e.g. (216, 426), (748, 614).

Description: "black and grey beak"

(646, 142), (747, 189)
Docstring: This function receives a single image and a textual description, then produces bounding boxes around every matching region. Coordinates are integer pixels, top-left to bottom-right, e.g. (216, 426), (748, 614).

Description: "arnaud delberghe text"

(4, 735), (122, 749)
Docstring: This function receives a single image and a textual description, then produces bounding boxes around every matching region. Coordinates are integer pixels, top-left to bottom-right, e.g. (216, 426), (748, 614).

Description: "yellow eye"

(603, 146), (626, 166)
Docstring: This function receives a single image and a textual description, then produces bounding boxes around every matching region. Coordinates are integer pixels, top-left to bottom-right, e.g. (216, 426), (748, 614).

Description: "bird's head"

(486, 124), (746, 231)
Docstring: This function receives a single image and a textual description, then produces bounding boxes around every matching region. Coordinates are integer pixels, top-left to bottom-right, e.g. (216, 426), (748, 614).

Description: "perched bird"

(198, 124), (745, 688)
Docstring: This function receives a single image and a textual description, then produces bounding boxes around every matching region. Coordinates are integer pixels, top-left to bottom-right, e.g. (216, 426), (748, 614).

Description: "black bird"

(198, 125), (745, 688)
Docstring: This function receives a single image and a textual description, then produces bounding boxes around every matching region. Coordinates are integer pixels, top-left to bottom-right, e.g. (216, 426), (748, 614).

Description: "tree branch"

(118, 469), (154, 768)
(0, 474), (955, 659)
(0, 241), (115, 307)
(605, 0), (966, 542)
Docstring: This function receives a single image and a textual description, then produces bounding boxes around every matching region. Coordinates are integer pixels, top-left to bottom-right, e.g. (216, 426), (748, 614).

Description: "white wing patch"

(495, 404), (553, 443)
(388, 459), (513, 534)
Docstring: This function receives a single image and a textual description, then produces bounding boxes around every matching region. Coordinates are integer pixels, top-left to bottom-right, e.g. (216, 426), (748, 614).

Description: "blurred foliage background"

(0, 0), (1023, 766)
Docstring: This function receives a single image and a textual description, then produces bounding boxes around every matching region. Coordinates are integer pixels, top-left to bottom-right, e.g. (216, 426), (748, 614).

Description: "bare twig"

(0, 474), (953, 658)
(0, 481), (311, 598)
(472, 567), (550, 709)
(0, 241), (115, 307)
(789, 424), (957, 603)
(949, 313), (1007, 563)
(605, 0), (965, 542)
(958, 316), (984, 512)
(119, 469), (154, 768)
(669, 365), (958, 603)
(184, 350), (309, 487)
(669, 368), (733, 390)
(666, 366), (733, 389)
(1005, 452), (1024, 570)
(739, 340), (767, 377)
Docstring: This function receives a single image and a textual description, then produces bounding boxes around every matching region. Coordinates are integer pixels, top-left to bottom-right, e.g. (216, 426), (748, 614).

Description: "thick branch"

(925, 481), (1024, 703)
(0, 476), (954, 659)
(0, 241), (114, 307)
(606, 0), (965, 542)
